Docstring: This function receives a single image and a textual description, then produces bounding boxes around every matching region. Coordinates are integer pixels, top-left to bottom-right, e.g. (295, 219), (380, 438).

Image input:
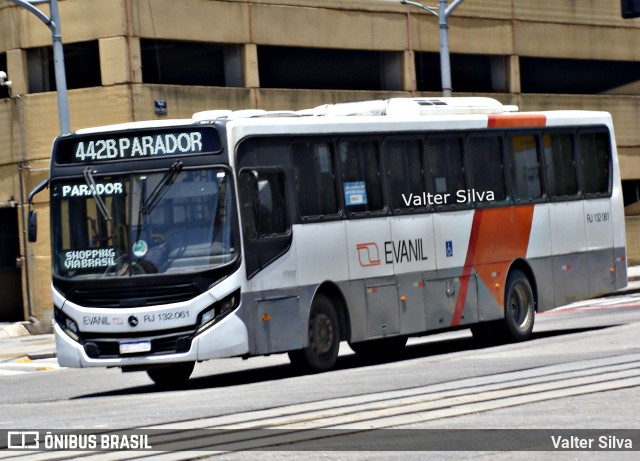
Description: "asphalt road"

(1, 293), (639, 461)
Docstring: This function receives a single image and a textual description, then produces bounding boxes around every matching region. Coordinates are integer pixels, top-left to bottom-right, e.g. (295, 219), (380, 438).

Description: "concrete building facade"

(1, 0), (640, 324)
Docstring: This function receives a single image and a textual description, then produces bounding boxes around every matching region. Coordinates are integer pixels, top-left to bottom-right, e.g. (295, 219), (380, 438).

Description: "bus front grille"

(68, 283), (202, 308)
(82, 328), (194, 359)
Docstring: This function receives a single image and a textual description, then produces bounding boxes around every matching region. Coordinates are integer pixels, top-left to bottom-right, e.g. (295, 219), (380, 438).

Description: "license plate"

(119, 340), (151, 354)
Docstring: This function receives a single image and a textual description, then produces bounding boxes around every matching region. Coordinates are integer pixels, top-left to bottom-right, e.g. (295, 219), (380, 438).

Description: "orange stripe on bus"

(451, 206), (535, 327)
(487, 114), (547, 128)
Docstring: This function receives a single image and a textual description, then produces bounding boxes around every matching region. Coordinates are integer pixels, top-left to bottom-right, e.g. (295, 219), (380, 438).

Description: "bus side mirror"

(28, 210), (38, 243)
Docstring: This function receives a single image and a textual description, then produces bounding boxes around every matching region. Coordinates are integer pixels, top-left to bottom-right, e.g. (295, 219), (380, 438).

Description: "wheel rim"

(310, 312), (334, 356)
(509, 281), (532, 329)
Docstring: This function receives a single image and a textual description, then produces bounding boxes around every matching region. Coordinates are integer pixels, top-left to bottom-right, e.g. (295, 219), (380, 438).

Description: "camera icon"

(7, 431), (40, 449)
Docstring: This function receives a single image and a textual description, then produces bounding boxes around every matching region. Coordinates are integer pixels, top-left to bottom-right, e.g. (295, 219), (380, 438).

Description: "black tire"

(349, 336), (408, 359)
(147, 361), (195, 387)
(502, 269), (535, 342)
(288, 294), (340, 372)
(471, 269), (535, 344)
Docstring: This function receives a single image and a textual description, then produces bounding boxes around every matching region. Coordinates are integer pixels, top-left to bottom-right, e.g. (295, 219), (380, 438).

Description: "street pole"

(9, 0), (70, 134)
(401, 0), (466, 97)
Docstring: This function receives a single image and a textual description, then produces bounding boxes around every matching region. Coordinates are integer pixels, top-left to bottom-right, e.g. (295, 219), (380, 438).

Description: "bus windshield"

(50, 167), (236, 279)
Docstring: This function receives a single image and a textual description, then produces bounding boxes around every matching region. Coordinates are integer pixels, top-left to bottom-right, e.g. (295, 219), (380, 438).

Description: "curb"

(27, 350), (57, 360)
(0, 323), (30, 339)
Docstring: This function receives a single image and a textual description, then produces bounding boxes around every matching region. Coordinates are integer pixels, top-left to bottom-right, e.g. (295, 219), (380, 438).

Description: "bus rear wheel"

(288, 294), (340, 372)
(503, 269), (535, 341)
(472, 269), (535, 344)
(146, 361), (195, 387)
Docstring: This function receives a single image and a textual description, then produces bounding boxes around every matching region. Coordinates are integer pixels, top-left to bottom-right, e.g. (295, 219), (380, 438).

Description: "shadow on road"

(71, 323), (618, 400)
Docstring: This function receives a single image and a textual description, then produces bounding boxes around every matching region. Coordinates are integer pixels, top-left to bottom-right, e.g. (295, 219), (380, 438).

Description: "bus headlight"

(54, 307), (80, 342)
(196, 289), (240, 335)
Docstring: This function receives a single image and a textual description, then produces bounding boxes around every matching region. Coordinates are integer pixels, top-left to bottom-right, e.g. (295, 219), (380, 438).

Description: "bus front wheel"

(146, 361), (195, 387)
(288, 294), (340, 372)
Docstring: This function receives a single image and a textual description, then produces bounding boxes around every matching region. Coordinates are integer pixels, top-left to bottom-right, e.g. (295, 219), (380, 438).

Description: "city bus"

(30, 97), (627, 386)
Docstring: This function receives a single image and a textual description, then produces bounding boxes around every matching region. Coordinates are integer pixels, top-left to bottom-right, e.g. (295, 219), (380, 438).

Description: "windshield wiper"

(139, 160), (183, 215)
(83, 167), (112, 221)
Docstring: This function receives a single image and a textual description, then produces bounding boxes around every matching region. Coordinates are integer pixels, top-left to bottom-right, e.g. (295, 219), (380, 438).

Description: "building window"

(141, 39), (230, 86)
(258, 46), (401, 91)
(0, 53), (8, 99)
(27, 41), (101, 93)
(415, 53), (507, 93)
(521, 57), (640, 95)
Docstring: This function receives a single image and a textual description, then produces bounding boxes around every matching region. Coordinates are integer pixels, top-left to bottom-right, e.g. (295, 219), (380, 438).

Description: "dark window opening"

(415, 52), (503, 93)
(0, 53), (8, 99)
(579, 131), (611, 196)
(508, 135), (543, 202)
(520, 57), (640, 95)
(384, 138), (427, 212)
(141, 39), (227, 86)
(240, 170), (289, 239)
(27, 41), (101, 93)
(467, 135), (507, 202)
(543, 133), (579, 198)
(622, 179), (640, 208)
(339, 140), (384, 214)
(426, 136), (466, 207)
(292, 141), (339, 218)
(258, 46), (400, 91)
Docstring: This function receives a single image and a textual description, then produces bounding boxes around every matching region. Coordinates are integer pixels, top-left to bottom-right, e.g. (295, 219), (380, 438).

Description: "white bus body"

(45, 98), (626, 385)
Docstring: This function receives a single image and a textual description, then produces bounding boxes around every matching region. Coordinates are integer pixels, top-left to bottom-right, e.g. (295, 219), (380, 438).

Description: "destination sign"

(55, 127), (222, 164)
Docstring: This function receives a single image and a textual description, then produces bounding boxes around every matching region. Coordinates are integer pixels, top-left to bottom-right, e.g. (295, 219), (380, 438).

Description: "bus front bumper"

(54, 311), (249, 368)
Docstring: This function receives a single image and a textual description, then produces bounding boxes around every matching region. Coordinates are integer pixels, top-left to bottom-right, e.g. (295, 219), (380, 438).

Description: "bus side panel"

(549, 201), (590, 305)
(390, 214), (435, 335)
(246, 239), (310, 355)
(423, 268), (478, 330)
(525, 204), (554, 312)
(584, 198), (616, 298)
(527, 257), (555, 312)
(609, 134), (628, 290)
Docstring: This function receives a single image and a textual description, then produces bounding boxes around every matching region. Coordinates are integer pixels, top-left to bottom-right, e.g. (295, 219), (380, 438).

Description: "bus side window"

(292, 142), (339, 218)
(508, 134), (543, 202)
(543, 132), (579, 199)
(384, 138), (426, 212)
(239, 169), (289, 239)
(579, 131), (611, 197)
(467, 135), (507, 204)
(426, 136), (466, 208)
(339, 139), (384, 214)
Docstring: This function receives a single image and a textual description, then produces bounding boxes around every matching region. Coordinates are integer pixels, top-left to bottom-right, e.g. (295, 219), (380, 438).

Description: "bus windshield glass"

(50, 167), (236, 279)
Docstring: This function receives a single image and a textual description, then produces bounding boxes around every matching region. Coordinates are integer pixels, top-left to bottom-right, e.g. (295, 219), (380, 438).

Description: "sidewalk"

(2, 266), (640, 364)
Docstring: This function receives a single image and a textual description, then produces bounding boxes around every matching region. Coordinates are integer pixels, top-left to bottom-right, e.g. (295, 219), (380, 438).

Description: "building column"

(99, 36), (141, 86)
(242, 43), (260, 89)
(507, 54), (520, 94)
(402, 50), (417, 93)
(6, 49), (28, 95)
